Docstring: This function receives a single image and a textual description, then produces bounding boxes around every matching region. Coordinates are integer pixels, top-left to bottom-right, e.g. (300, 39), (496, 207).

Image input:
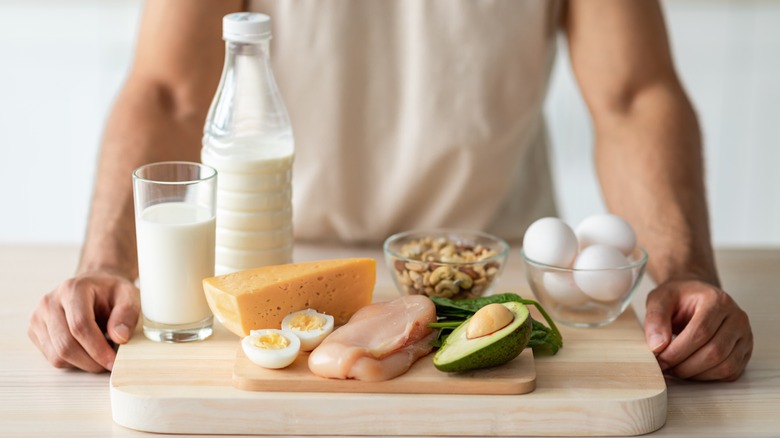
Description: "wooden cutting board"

(110, 286), (666, 436)
(233, 348), (536, 395)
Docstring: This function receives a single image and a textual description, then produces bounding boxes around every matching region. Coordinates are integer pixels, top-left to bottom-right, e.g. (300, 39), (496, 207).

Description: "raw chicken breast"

(308, 295), (437, 381)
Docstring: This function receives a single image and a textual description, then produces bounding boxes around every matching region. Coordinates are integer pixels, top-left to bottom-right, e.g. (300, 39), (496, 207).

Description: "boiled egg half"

(242, 329), (301, 369)
(281, 309), (335, 351)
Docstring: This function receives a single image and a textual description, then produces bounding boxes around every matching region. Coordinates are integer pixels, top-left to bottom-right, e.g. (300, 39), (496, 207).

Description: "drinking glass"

(133, 161), (217, 342)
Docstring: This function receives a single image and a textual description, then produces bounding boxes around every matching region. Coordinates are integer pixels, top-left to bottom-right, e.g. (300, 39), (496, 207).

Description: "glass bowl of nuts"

(383, 229), (510, 299)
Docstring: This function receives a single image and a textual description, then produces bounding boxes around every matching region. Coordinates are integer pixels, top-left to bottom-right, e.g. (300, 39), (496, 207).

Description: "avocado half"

(433, 301), (532, 373)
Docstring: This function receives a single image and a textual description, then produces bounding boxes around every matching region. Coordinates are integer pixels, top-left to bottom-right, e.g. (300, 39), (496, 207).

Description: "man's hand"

(644, 279), (753, 381)
(28, 272), (140, 373)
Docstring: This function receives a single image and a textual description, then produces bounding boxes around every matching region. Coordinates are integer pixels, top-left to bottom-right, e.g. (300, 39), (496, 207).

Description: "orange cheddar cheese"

(202, 258), (376, 337)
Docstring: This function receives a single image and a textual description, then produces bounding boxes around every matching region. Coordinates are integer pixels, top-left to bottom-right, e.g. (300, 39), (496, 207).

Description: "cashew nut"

(433, 280), (459, 298)
(453, 271), (474, 289)
(429, 266), (453, 285)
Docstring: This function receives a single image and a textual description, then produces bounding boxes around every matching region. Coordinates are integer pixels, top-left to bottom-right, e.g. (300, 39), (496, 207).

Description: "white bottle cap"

(223, 13), (272, 43)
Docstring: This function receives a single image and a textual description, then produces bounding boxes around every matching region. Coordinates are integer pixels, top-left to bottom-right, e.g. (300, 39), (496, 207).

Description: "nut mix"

(392, 236), (501, 299)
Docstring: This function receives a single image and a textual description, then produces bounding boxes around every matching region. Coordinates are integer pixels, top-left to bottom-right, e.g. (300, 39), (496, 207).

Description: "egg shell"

(575, 214), (637, 256)
(573, 244), (633, 302)
(542, 271), (590, 306)
(281, 309), (335, 352)
(242, 329), (301, 369)
(523, 217), (579, 268)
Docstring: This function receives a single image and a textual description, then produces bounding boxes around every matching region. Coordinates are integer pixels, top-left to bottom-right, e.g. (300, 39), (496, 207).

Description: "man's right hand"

(28, 272), (140, 373)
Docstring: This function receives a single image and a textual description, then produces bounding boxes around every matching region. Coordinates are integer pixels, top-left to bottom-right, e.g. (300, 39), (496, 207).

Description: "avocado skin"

(433, 303), (533, 373)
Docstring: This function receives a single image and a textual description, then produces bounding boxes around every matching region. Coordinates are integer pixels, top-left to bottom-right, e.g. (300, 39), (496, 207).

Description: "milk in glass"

(136, 202), (215, 325)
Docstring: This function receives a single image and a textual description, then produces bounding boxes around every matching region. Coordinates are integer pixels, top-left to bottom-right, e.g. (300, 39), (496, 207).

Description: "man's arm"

(29, 0), (242, 372)
(81, 0), (240, 277)
(564, 0), (752, 380)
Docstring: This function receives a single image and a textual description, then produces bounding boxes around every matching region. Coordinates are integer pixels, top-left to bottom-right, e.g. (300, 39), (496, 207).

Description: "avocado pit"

(466, 303), (515, 339)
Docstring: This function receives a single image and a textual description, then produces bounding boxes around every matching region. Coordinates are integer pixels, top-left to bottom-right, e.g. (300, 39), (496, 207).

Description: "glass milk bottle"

(202, 13), (294, 275)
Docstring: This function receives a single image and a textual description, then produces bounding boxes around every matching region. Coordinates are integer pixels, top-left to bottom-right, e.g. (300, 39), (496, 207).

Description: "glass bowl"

(522, 247), (648, 327)
(383, 229), (510, 299)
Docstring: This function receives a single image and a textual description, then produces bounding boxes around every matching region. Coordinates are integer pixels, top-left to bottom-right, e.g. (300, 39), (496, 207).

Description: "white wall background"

(547, 0), (780, 247)
(0, 0), (778, 246)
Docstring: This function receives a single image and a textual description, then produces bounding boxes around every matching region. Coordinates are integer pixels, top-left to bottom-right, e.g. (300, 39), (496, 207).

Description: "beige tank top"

(248, 0), (562, 244)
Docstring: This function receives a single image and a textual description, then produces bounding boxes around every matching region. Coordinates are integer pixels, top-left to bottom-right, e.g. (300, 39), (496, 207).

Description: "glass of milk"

(132, 162), (217, 343)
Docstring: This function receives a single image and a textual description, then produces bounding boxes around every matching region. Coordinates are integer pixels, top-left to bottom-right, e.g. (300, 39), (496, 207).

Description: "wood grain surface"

(109, 284), (667, 436)
(233, 347), (536, 395)
(5, 244), (779, 437)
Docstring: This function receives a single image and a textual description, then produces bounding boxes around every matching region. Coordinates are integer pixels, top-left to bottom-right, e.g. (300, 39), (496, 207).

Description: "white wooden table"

(1, 244), (778, 437)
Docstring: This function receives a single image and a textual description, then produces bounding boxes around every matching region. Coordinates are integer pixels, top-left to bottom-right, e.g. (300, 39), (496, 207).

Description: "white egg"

(573, 244), (633, 302)
(523, 217), (579, 267)
(575, 214), (637, 256)
(242, 329), (300, 369)
(281, 309), (335, 351)
(542, 271), (590, 306)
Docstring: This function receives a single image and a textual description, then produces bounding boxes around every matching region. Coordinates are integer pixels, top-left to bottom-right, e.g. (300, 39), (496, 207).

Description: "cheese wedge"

(202, 258), (376, 336)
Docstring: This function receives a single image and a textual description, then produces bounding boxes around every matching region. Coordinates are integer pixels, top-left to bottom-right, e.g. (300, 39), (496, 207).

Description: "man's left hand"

(644, 279), (753, 381)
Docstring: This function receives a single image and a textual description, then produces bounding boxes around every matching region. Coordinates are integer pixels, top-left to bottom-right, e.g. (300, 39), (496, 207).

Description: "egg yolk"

(253, 332), (290, 350)
(288, 313), (326, 331)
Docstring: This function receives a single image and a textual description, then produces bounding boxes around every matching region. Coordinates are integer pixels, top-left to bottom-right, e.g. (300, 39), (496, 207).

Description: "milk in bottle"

(202, 13), (294, 275)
